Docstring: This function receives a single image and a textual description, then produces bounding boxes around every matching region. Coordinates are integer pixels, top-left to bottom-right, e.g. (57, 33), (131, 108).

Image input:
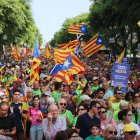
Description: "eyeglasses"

(109, 131), (117, 135)
(128, 131), (137, 135)
(60, 103), (67, 106)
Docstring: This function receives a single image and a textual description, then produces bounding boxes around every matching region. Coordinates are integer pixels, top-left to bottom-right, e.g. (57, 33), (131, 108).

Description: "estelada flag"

(82, 34), (104, 57)
(68, 23), (87, 35)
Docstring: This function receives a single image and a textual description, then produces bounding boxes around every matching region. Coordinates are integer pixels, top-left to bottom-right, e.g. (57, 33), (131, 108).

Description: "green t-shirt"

(33, 89), (42, 97)
(91, 85), (100, 92)
(85, 135), (104, 140)
(75, 89), (82, 106)
(72, 116), (78, 126)
(59, 110), (73, 127)
(52, 91), (62, 103)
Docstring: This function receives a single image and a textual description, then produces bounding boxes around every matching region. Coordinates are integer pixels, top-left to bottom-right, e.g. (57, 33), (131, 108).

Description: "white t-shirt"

(117, 122), (140, 138)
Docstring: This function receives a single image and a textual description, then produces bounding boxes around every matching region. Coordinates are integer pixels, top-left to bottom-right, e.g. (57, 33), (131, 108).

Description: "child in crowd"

(85, 124), (104, 140)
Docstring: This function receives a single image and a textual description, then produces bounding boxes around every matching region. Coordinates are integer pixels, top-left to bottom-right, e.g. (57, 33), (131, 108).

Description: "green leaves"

(0, 0), (42, 47)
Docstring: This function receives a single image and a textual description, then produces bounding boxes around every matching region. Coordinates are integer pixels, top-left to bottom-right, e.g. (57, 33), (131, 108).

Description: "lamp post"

(109, 37), (116, 61)
(2, 35), (7, 58)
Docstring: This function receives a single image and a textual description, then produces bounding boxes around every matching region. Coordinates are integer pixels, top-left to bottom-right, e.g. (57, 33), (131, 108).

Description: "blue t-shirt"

(76, 113), (101, 139)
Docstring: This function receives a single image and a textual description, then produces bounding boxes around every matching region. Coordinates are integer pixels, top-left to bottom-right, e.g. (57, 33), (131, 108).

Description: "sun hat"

(123, 124), (136, 132)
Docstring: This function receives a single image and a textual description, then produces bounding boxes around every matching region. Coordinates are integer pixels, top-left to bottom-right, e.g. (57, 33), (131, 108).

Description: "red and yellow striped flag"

(116, 49), (125, 63)
(12, 47), (21, 61)
(82, 34), (104, 57)
(51, 51), (85, 85)
(58, 39), (80, 50)
(54, 49), (72, 64)
(43, 45), (51, 59)
(29, 58), (41, 86)
(68, 23), (87, 35)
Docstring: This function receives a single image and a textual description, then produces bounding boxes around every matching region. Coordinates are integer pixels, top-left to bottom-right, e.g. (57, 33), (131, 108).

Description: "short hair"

(48, 104), (58, 112)
(118, 109), (131, 120)
(89, 101), (100, 109)
(89, 123), (100, 129)
(54, 82), (62, 90)
(13, 90), (21, 94)
(97, 88), (105, 93)
(114, 87), (120, 94)
(54, 130), (68, 140)
(0, 101), (9, 109)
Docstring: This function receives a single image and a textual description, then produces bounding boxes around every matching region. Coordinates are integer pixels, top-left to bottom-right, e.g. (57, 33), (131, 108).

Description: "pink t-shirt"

(29, 107), (43, 125)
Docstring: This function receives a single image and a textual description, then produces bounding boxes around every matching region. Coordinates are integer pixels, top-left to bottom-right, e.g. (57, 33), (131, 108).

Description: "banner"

(112, 63), (130, 87)
(122, 57), (128, 63)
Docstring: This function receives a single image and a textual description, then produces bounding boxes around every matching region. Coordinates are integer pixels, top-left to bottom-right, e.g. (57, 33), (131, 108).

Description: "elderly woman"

(104, 124), (117, 140)
(23, 88), (34, 106)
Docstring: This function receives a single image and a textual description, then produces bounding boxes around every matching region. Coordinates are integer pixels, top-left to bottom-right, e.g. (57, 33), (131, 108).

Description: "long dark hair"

(32, 95), (41, 109)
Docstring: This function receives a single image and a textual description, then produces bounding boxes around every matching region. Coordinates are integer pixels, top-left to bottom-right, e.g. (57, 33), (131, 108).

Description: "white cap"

(82, 95), (91, 101)
(43, 91), (51, 97)
(0, 92), (6, 98)
(93, 77), (99, 81)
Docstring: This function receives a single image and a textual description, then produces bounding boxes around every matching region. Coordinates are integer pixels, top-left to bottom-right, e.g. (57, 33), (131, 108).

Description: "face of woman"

(99, 108), (107, 119)
(134, 93), (140, 102)
(78, 106), (87, 116)
(105, 127), (117, 139)
(33, 97), (40, 107)
(124, 111), (132, 122)
(27, 91), (33, 98)
(0, 105), (8, 117)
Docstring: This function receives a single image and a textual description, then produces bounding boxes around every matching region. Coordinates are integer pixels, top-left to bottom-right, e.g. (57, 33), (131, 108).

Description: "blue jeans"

(30, 124), (43, 140)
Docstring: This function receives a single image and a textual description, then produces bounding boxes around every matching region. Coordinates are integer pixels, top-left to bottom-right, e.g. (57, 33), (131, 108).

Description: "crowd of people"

(0, 54), (140, 140)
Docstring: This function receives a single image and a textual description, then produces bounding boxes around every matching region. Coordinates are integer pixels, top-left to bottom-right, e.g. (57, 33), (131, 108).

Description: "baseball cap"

(0, 91), (7, 99)
(82, 95), (91, 101)
(93, 77), (99, 81)
(123, 124), (136, 132)
(43, 91), (51, 97)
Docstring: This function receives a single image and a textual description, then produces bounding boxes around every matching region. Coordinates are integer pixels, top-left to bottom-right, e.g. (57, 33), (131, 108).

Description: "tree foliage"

(49, 13), (91, 47)
(50, 0), (140, 60)
(88, 0), (140, 56)
(0, 0), (42, 47)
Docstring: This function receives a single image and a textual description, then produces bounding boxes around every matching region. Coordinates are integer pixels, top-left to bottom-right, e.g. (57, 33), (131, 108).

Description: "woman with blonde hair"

(104, 124), (117, 140)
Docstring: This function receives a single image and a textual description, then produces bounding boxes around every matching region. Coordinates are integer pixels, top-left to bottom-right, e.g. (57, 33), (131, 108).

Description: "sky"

(31, 0), (92, 43)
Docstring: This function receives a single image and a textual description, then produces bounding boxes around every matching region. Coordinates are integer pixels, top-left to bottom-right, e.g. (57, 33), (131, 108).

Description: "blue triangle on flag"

(80, 25), (87, 35)
(0, 62), (4, 67)
(50, 54), (73, 75)
(96, 35), (104, 45)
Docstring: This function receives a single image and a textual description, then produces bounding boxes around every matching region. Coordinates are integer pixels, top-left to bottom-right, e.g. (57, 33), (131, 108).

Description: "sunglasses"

(95, 107), (100, 110)
(135, 95), (140, 98)
(117, 92), (123, 95)
(128, 131), (137, 135)
(79, 108), (85, 111)
(109, 131), (117, 135)
(100, 110), (107, 114)
(60, 103), (67, 106)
